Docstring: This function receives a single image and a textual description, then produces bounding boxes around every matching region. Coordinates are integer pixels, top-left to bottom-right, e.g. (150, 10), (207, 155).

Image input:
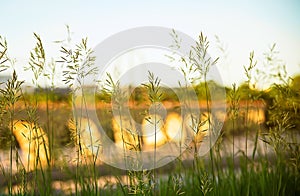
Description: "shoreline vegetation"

(0, 30), (299, 195)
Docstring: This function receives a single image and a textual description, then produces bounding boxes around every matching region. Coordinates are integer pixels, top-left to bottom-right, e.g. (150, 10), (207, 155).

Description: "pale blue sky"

(1, 0), (299, 88)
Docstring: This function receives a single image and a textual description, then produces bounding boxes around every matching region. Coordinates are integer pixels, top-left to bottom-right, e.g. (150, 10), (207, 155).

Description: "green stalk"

(9, 103), (14, 195)
(153, 103), (157, 195)
(204, 75), (215, 182)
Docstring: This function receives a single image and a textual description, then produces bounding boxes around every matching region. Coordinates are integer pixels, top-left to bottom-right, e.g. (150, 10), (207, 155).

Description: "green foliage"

(189, 32), (219, 83)
(24, 33), (45, 86)
(129, 86), (147, 104)
(23, 89), (71, 103)
(58, 30), (97, 88)
(0, 71), (24, 108)
(0, 35), (9, 72)
(142, 71), (163, 103)
(195, 80), (225, 100)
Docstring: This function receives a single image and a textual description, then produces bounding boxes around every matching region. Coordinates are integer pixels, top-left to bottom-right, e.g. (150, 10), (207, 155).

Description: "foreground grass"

(0, 30), (299, 195)
(1, 129), (298, 195)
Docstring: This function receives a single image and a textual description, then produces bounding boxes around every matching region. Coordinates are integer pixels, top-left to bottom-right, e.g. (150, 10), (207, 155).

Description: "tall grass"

(0, 29), (299, 195)
(0, 35), (25, 194)
(142, 71), (164, 194)
(25, 32), (52, 195)
(57, 27), (100, 195)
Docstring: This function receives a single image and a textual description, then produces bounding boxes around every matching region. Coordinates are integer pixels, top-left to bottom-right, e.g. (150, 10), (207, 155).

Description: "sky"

(0, 0), (300, 89)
